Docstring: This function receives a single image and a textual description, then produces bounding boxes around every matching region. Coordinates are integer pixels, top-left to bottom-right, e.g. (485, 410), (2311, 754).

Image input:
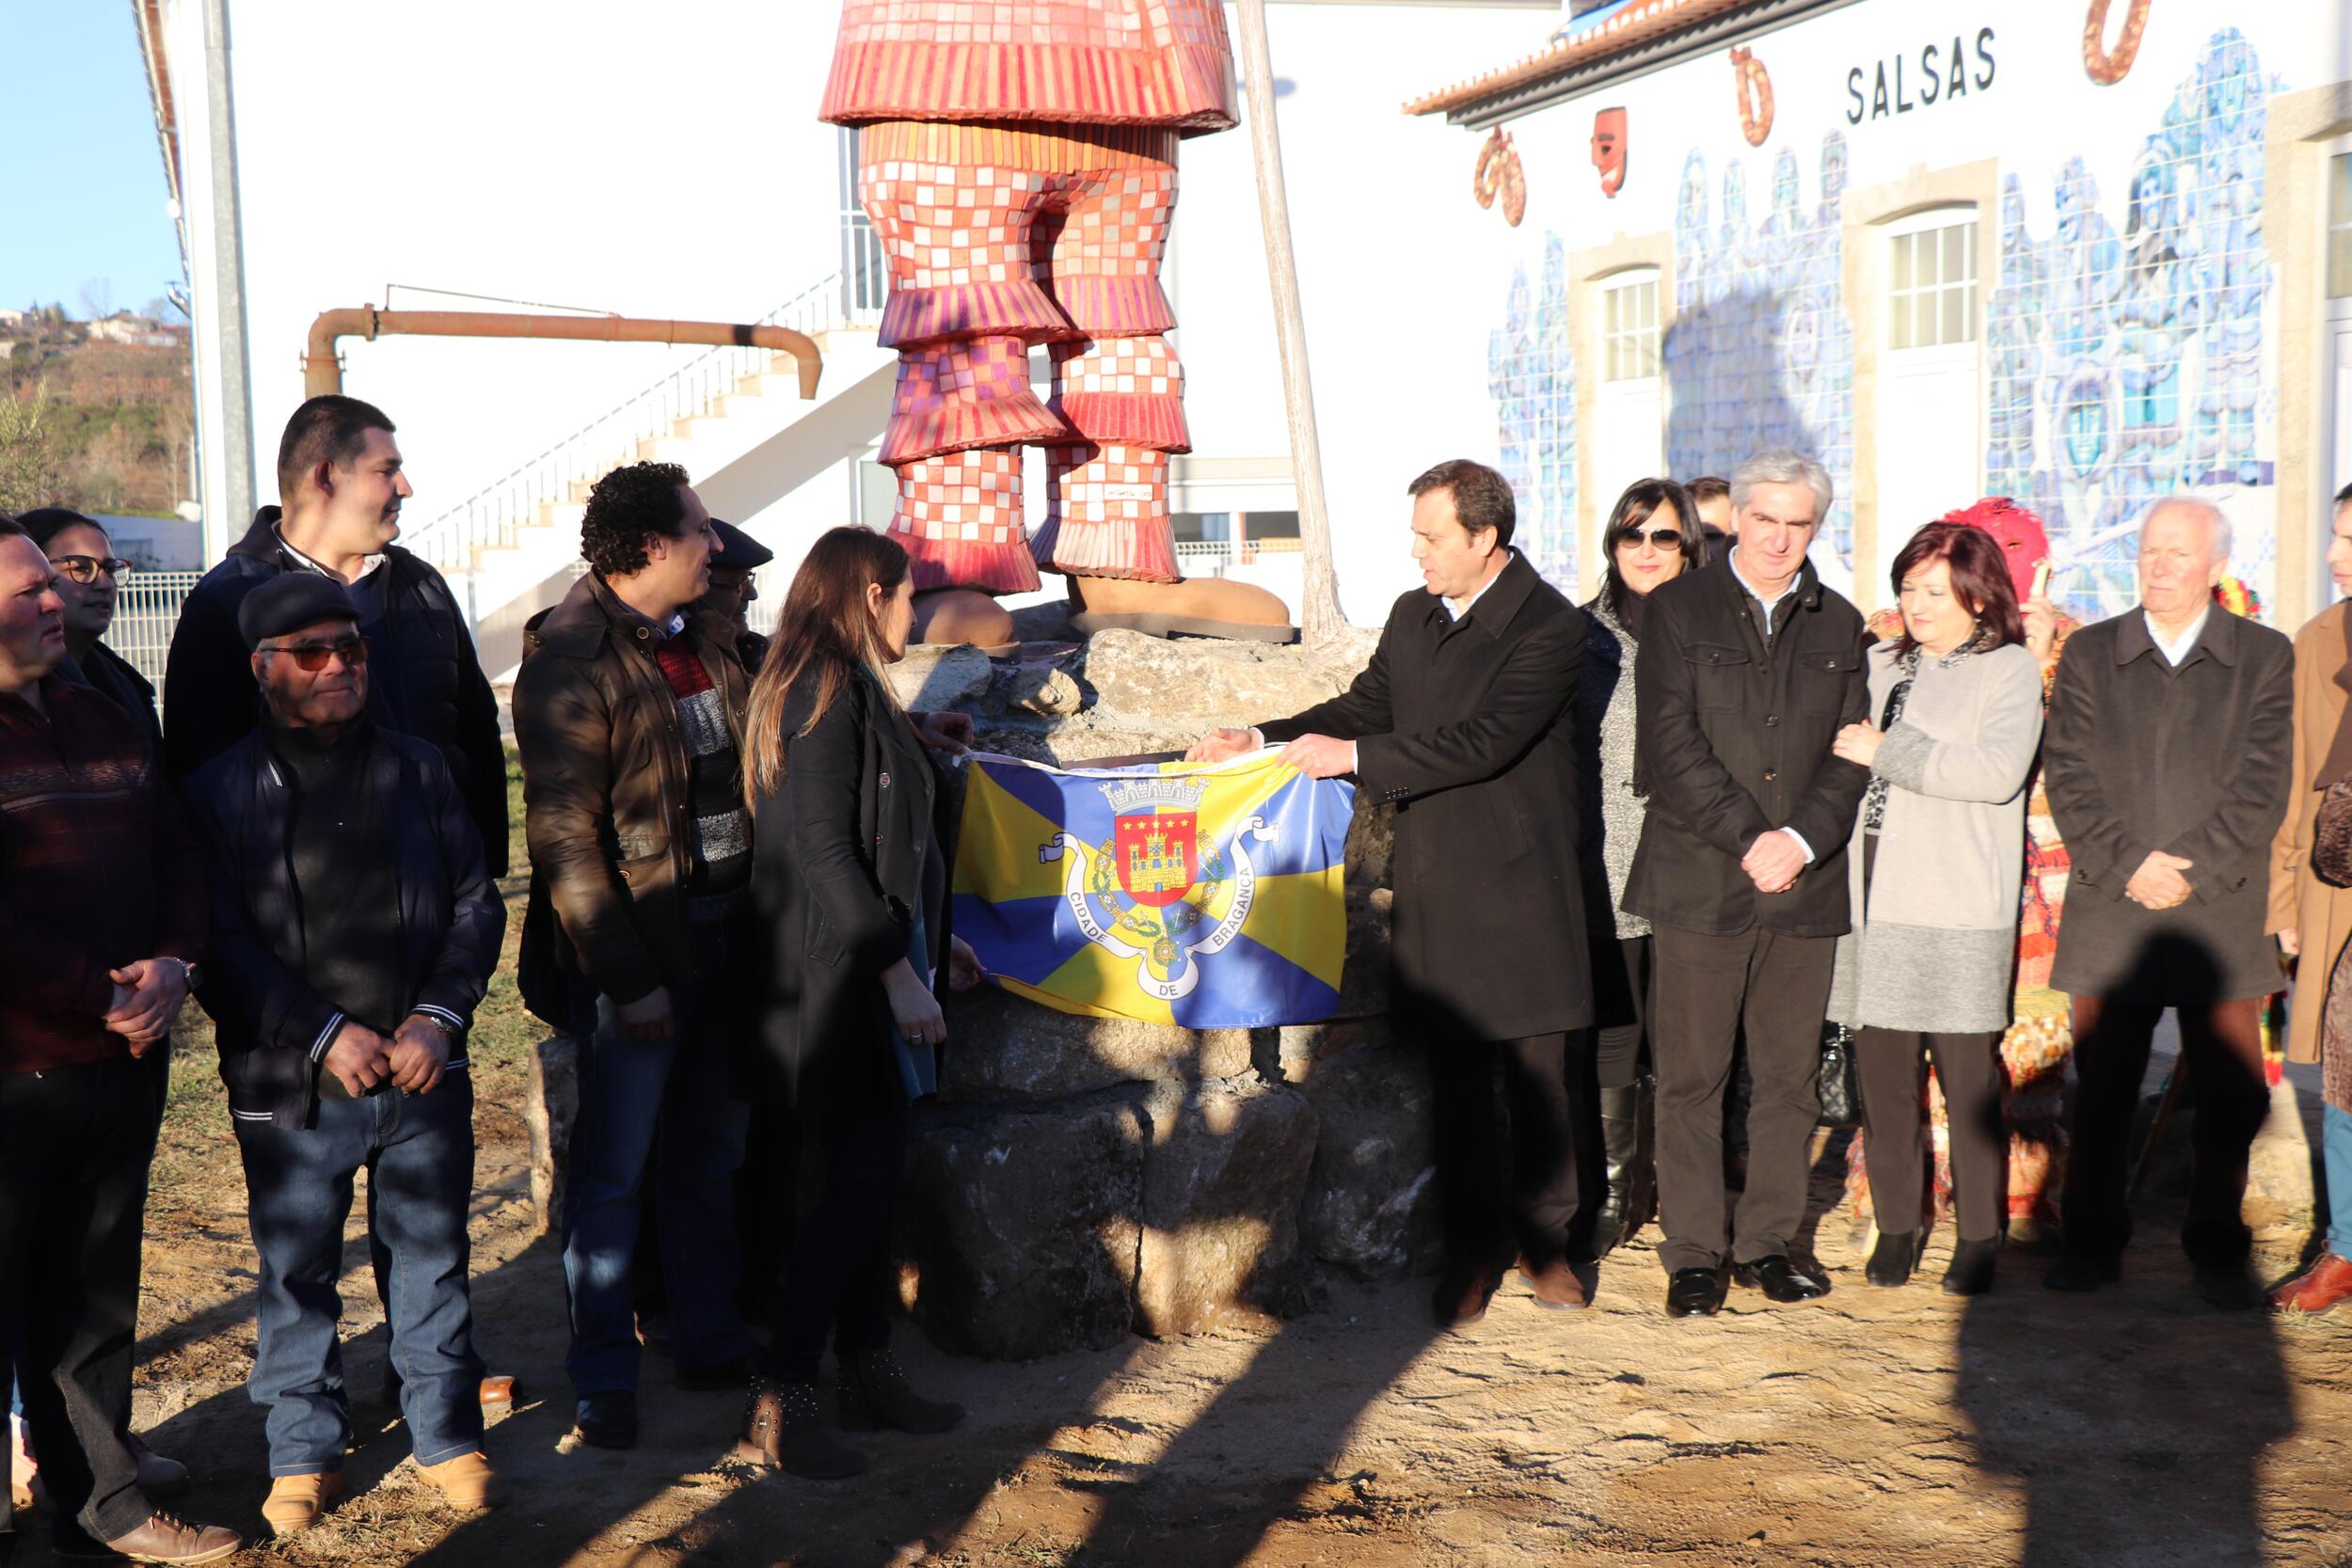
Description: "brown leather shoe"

(2269, 1251), (2352, 1315)
(1432, 1259), (1503, 1328)
(100, 1512), (242, 1563)
(1517, 1252), (1590, 1310)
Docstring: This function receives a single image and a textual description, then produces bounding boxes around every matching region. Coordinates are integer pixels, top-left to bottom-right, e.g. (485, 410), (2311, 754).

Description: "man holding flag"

(1188, 458), (1591, 1325)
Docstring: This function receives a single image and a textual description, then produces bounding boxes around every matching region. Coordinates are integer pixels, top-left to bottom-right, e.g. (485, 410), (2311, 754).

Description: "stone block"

(1133, 1076), (1318, 1335)
(1075, 629), (1356, 731)
(887, 644), (996, 713)
(940, 985), (1253, 1101)
(1291, 1037), (1443, 1280)
(899, 1094), (1147, 1359)
(1339, 886), (1392, 1017)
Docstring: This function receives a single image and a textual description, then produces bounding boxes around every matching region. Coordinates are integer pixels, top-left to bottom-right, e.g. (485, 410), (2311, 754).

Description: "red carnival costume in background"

(822, 2), (1288, 642)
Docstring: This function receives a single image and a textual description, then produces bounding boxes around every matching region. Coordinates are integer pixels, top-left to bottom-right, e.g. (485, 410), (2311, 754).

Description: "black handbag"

(1816, 1021), (1863, 1129)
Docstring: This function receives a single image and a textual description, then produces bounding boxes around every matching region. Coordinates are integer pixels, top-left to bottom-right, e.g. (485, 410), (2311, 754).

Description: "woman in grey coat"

(1828, 522), (2044, 1295)
(1574, 478), (1707, 1257)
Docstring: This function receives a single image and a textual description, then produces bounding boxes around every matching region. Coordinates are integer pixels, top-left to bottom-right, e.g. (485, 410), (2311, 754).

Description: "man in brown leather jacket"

(511, 462), (754, 1450)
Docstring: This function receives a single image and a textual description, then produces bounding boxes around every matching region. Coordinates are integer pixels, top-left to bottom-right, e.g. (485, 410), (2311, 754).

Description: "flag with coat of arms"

(952, 750), (1355, 1027)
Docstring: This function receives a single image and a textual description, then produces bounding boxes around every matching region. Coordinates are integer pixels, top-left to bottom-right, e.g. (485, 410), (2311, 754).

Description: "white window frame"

(2328, 145), (2352, 305)
(1885, 205), (1979, 355)
(1598, 268), (1661, 384)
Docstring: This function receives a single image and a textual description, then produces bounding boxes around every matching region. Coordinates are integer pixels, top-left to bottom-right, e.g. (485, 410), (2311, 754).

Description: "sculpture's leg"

(861, 123), (1062, 611)
(1029, 137), (1293, 639)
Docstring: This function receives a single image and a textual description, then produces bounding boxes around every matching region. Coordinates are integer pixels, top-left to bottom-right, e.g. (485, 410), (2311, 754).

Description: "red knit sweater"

(0, 675), (206, 1073)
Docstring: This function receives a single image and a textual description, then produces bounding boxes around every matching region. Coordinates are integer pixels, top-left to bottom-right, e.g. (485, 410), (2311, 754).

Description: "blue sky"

(0, 4), (183, 318)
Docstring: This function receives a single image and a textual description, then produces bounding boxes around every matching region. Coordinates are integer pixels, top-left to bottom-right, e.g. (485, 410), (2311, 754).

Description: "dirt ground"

(9, 1047), (2348, 1568)
(14, 783), (2352, 1568)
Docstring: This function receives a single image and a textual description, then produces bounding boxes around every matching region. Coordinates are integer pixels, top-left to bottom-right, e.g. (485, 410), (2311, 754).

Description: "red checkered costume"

(820, 3), (1236, 594)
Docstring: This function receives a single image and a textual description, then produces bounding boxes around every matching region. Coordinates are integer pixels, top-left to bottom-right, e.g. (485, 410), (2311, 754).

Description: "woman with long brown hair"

(730, 526), (977, 1480)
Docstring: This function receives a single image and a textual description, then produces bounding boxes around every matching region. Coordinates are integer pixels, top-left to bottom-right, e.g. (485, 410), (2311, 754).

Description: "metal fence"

(108, 570), (202, 686)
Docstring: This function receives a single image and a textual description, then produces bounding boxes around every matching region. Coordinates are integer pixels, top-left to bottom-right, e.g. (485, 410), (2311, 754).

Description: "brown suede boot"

(260, 1471), (343, 1537)
(418, 1451), (502, 1512)
(1068, 575), (1295, 642)
(911, 589), (1017, 652)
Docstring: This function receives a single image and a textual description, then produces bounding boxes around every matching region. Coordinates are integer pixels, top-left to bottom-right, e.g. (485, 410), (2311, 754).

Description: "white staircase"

(403, 274), (898, 678)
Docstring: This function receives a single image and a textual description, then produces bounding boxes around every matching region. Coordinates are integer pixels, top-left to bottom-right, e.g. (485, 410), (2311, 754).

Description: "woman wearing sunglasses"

(17, 509), (157, 752)
(1573, 478), (1708, 1259)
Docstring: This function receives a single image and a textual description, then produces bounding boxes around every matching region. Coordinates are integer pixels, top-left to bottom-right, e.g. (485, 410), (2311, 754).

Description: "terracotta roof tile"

(1403, 0), (1756, 118)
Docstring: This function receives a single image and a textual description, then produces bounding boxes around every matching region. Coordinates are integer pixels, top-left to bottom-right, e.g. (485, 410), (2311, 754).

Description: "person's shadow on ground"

(1956, 1254), (2296, 1565)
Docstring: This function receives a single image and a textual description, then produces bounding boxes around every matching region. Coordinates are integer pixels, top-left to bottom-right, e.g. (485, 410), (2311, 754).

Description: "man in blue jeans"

(183, 574), (505, 1534)
(513, 463), (754, 1449)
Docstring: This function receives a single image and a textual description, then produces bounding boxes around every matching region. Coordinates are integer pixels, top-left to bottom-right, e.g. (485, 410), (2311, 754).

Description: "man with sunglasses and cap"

(180, 574), (505, 1535)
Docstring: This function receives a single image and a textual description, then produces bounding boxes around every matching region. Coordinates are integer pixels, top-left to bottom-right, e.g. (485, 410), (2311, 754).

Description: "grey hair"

(1729, 449), (1834, 524)
(2142, 496), (2231, 564)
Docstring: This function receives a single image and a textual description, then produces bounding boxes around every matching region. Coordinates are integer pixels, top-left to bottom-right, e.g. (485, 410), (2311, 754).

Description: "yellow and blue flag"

(953, 751), (1355, 1027)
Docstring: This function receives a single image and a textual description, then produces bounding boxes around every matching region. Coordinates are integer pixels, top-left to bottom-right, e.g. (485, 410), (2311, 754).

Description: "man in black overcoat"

(1190, 459), (1591, 1326)
(1623, 450), (1868, 1319)
(2042, 497), (2294, 1304)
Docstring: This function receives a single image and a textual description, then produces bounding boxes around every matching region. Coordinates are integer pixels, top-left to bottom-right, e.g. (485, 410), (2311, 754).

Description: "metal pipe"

(301, 309), (824, 401)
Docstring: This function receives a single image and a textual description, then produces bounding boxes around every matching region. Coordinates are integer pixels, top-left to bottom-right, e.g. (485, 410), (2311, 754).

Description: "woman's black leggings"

(763, 1105), (909, 1382)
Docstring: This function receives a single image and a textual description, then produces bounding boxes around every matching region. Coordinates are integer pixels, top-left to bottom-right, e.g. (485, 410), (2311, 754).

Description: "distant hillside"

(3, 313), (194, 518)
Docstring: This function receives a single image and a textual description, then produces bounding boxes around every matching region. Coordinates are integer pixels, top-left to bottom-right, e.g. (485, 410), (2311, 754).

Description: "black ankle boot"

(1866, 1229), (1924, 1288)
(1587, 1084), (1644, 1259)
(731, 1375), (867, 1480)
(1942, 1237), (1999, 1296)
(840, 1350), (964, 1434)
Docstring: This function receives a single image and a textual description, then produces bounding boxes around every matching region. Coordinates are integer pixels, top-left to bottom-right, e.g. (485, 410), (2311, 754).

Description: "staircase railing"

(405, 272), (877, 571)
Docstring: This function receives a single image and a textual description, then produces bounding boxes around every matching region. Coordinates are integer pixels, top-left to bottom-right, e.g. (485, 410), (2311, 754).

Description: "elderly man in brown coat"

(2042, 497), (2294, 1306)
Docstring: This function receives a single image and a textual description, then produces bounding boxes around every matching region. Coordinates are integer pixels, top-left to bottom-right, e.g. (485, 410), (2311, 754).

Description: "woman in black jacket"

(730, 526), (978, 1481)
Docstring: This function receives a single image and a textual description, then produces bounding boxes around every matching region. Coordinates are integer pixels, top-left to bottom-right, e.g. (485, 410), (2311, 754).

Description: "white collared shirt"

(1441, 556), (1510, 623)
(1727, 546), (1799, 632)
(278, 526), (386, 583)
(2144, 605), (2211, 667)
(1724, 546), (1817, 865)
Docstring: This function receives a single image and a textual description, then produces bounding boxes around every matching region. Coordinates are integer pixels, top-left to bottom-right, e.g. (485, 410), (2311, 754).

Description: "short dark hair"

(0, 514), (22, 541)
(16, 507), (103, 552)
(580, 461), (692, 579)
(1599, 478), (1708, 619)
(1888, 521), (2025, 657)
(277, 395), (396, 500)
(1406, 458), (1515, 548)
(1685, 475), (1730, 507)
(2336, 481), (2352, 509)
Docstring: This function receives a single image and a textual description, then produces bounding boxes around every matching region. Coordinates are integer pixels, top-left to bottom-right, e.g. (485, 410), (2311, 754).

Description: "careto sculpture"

(821, 0), (1295, 646)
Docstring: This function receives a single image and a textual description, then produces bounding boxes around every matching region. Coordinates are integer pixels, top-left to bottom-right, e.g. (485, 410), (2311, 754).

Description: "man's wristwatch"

(168, 958), (201, 990)
(409, 1012), (457, 1037)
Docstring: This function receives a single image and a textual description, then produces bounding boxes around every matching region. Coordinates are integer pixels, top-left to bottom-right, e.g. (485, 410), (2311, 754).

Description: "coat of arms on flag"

(952, 751), (1356, 1027)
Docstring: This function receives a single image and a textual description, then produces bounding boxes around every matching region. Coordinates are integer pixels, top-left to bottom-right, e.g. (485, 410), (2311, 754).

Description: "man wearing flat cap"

(182, 575), (506, 1532)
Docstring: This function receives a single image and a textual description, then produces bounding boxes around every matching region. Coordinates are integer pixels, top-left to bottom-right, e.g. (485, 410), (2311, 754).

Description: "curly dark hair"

(580, 461), (691, 579)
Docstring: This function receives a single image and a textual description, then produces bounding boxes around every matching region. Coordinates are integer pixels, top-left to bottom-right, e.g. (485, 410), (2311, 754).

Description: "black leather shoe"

(2043, 1253), (2122, 1292)
(573, 1390), (639, 1450)
(2194, 1259), (2264, 1310)
(1733, 1255), (1830, 1302)
(1942, 1237), (2000, 1296)
(1866, 1230), (1924, 1289)
(1664, 1266), (1726, 1318)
